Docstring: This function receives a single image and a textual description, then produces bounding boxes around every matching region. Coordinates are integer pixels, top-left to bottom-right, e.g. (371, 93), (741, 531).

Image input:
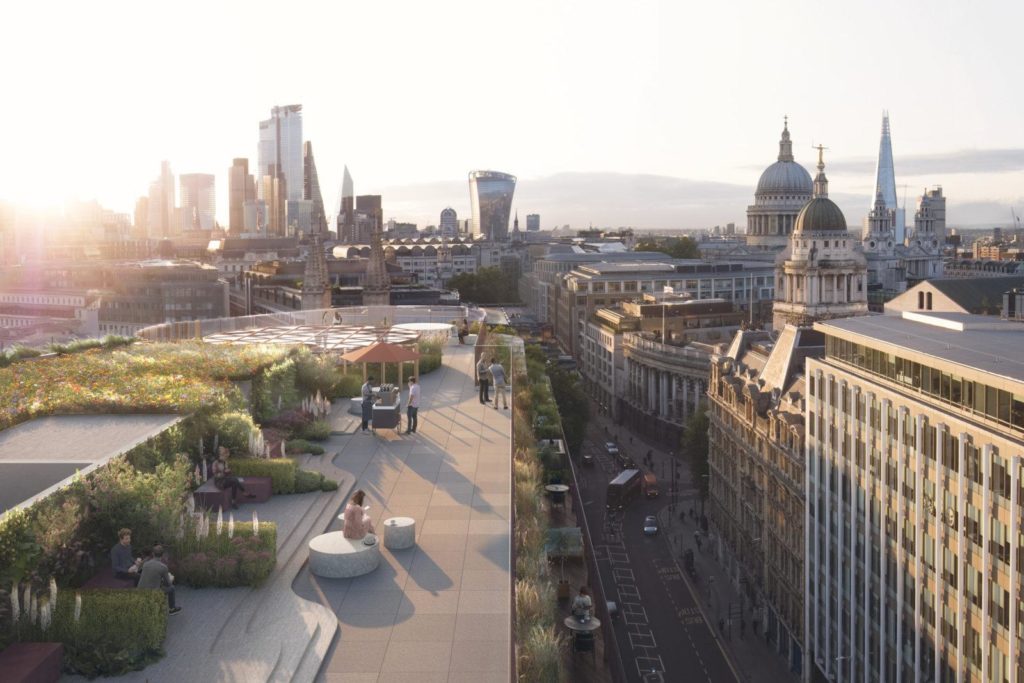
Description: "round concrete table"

(383, 517), (416, 550)
(308, 531), (381, 578)
(564, 615), (601, 632)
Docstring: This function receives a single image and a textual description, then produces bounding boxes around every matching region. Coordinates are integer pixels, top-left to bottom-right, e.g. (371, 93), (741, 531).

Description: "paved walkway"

(298, 341), (512, 683)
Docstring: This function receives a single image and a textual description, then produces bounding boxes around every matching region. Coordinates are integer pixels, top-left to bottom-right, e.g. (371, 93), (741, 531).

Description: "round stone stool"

(348, 397), (364, 416)
(308, 531), (381, 578)
(383, 517), (416, 550)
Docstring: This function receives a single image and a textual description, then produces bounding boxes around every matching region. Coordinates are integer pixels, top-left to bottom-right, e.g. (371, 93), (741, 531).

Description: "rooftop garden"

(0, 339), (374, 676)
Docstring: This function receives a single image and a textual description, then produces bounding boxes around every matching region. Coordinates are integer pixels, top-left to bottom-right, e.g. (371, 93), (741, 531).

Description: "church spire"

(812, 144), (829, 198)
(777, 116), (794, 162)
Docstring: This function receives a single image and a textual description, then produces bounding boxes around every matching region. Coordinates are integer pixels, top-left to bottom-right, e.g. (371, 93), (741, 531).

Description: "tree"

(546, 365), (589, 457)
(680, 403), (709, 503)
(635, 236), (700, 260)
(447, 266), (519, 304)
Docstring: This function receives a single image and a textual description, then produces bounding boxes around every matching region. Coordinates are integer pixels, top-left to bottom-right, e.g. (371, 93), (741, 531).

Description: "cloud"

(825, 148), (1024, 176)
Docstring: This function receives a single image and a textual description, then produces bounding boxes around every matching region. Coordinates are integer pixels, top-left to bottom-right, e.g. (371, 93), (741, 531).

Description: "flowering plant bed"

(173, 521), (277, 588)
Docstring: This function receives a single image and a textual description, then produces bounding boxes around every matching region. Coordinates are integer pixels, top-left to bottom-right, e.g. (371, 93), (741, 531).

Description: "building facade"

(526, 213), (540, 231)
(439, 207), (458, 238)
(228, 158), (256, 236)
(805, 312), (1024, 683)
(468, 170), (516, 241)
(179, 173), (215, 231)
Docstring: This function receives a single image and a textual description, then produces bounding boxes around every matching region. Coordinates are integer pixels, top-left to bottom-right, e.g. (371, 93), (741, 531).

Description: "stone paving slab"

(302, 342), (512, 683)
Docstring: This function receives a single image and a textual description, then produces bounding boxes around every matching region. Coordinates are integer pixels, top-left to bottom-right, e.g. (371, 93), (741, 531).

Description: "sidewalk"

(590, 408), (797, 683)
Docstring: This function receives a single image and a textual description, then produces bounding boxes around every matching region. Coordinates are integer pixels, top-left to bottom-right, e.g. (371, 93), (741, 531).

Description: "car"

(582, 452), (595, 466)
(643, 515), (659, 535)
(604, 441), (617, 452)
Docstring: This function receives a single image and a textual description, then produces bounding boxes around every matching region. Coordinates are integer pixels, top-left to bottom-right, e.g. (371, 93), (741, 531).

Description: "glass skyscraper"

(179, 173), (216, 230)
(468, 170), (516, 242)
(258, 105), (304, 203)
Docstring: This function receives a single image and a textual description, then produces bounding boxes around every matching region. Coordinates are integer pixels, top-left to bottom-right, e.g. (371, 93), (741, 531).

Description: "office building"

(527, 213), (540, 231)
(468, 170), (516, 241)
(228, 158), (256, 235)
(179, 173), (215, 231)
(286, 200), (313, 236)
(805, 312), (1024, 683)
(258, 104), (303, 202)
(336, 166), (355, 240)
(439, 207), (458, 238)
(303, 141), (328, 235)
(147, 160), (175, 238)
(354, 195), (383, 244)
(873, 112), (906, 243)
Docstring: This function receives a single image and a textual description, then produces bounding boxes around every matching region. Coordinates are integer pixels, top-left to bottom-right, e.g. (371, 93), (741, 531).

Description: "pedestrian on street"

(740, 617), (746, 639)
(476, 356), (491, 404)
(752, 617), (760, 636)
(488, 357), (508, 410)
(718, 618), (724, 634)
(404, 376), (420, 434)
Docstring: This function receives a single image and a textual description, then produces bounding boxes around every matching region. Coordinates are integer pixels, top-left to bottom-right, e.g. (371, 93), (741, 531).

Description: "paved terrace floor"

(63, 341), (511, 683)
(299, 341), (513, 683)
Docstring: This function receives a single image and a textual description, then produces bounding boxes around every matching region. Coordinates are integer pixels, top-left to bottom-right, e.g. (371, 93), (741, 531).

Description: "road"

(575, 425), (741, 683)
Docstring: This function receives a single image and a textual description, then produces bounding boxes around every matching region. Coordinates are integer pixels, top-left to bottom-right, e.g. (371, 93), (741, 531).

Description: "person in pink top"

(342, 489), (376, 539)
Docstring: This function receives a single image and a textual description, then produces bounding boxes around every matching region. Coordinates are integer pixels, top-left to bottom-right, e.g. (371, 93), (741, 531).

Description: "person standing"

(360, 376), (375, 432)
(405, 376), (421, 434)
(477, 355), (491, 404)
(138, 545), (181, 615)
(488, 357), (508, 410)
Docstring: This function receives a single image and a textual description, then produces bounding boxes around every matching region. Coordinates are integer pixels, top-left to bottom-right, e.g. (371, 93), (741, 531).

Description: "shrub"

(173, 522), (276, 588)
(286, 439), (325, 455)
(297, 419), (331, 441)
(418, 339), (443, 375)
(48, 588), (167, 677)
(518, 623), (564, 683)
(252, 358), (299, 421)
(333, 373), (363, 399)
(230, 458), (296, 494)
(320, 477), (339, 492)
(209, 410), (258, 455)
(264, 408), (312, 434)
(294, 350), (344, 398)
(294, 469), (324, 493)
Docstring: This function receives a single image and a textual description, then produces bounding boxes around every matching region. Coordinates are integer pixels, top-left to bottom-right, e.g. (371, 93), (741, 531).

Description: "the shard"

(873, 111), (905, 243)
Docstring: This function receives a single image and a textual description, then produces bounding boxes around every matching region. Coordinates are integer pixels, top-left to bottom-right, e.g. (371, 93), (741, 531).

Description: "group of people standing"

(476, 356), (508, 410)
(359, 375), (421, 434)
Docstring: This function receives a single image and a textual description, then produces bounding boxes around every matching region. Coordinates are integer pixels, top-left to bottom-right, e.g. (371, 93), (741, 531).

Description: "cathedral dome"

(755, 120), (813, 197)
(794, 197), (847, 232)
(756, 161), (813, 196)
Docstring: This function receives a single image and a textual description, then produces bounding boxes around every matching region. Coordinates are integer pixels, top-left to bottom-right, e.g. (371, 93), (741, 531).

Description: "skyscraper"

(258, 105), (303, 201)
(179, 173), (216, 230)
(873, 111), (905, 243)
(303, 141), (328, 235)
(468, 170), (516, 241)
(355, 195), (383, 244)
(146, 160), (175, 238)
(526, 214), (540, 231)
(439, 207), (458, 238)
(228, 158), (256, 235)
(336, 166), (354, 240)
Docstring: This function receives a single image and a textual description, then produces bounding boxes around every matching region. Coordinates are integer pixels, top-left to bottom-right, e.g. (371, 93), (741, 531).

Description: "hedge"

(294, 469), (338, 493)
(173, 522), (277, 588)
(49, 588), (167, 677)
(230, 458), (296, 494)
(286, 439), (325, 455)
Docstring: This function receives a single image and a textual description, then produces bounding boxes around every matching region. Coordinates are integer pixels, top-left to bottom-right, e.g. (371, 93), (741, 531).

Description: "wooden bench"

(83, 565), (136, 589)
(0, 642), (64, 683)
(193, 476), (273, 511)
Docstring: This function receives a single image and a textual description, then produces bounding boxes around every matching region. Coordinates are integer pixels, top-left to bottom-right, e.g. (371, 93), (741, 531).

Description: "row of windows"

(824, 335), (1024, 434)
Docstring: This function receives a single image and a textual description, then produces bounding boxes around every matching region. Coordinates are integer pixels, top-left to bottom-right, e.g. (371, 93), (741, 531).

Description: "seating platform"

(0, 642), (63, 683)
(83, 565), (136, 589)
(308, 531), (381, 578)
(193, 476), (272, 511)
(382, 517), (416, 550)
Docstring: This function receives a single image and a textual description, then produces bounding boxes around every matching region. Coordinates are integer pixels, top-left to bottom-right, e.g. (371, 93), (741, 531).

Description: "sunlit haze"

(4, 0), (1024, 228)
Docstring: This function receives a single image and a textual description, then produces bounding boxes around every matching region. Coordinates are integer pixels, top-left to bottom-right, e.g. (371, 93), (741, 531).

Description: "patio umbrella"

(340, 341), (421, 384)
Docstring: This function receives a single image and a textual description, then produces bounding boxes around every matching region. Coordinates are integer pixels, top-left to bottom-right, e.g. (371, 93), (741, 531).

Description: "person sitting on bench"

(212, 447), (252, 509)
(111, 528), (143, 584)
(138, 545), (181, 615)
(342, 489), (376, 539)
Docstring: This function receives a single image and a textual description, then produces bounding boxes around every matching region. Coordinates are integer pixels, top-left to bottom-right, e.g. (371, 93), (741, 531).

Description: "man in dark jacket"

(138, 545), (181, 614)
(111, 528), (142, 585)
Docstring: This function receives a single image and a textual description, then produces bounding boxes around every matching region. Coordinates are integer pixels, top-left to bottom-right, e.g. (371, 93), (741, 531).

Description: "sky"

(3, 0), (1024, 230)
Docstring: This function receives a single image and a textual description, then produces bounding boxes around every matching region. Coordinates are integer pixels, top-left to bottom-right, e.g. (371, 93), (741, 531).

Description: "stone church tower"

(772, 147), (868, 330)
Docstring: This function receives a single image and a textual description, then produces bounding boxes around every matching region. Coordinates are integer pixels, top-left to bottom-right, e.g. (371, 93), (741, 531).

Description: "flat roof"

(0, 414), (183, 513)
(814, 313), (1024, 385)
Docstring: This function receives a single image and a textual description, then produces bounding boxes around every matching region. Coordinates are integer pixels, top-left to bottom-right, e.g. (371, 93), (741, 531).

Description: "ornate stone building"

(746, 119), (814, 252)
(708, 149), (868, 676)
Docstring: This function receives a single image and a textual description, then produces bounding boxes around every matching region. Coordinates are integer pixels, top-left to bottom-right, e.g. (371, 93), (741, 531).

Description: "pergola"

(341, 341), (422, 385)
(202, 324), (421, 355)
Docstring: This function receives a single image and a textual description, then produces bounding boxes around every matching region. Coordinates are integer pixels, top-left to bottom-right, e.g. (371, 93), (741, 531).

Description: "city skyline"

(3, 0), (1024, 230)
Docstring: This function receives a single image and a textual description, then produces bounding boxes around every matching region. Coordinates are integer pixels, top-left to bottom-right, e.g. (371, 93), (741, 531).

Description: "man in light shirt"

(488, 357), (508, 410)
(405, 376), (421, 434)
